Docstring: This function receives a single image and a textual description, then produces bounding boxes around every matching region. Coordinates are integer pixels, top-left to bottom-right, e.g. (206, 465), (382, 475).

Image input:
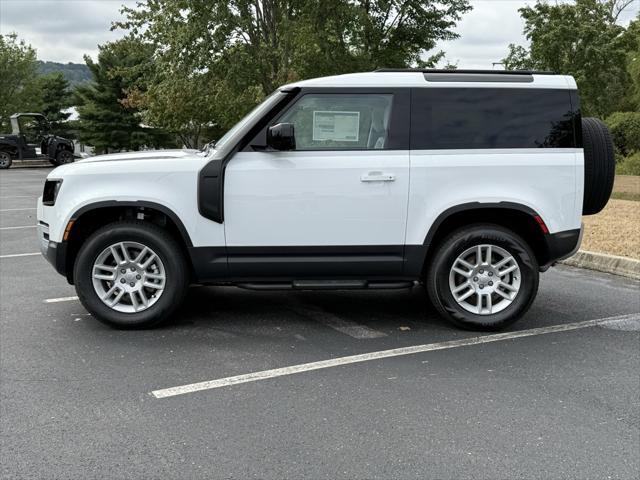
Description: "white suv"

(37, 69), (615, 330)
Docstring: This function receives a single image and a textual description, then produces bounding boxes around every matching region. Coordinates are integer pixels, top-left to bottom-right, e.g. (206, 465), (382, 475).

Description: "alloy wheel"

(91, 241), (166, 313)
(448, 244), (521, 315)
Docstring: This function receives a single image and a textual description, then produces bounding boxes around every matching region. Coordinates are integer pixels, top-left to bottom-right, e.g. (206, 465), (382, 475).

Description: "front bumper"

(38, 221), (68, 277)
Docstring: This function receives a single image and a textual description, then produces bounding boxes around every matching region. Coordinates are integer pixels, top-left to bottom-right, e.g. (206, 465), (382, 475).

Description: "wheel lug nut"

(479, 269), (484, 274)
(489, 281), (493, 286)
(120, 278), (126, 284)
(130, 267), (136, 272)
(488, 272), (493, 277)
(130, 282), (135, 287)
(136, 274), (141, 280)
(473, 277), (478, 282)
(479, 284), (484, 289)
(121, 269), (126, 274)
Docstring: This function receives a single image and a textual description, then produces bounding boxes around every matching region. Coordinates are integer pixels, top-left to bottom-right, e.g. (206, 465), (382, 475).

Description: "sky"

(0, 0), (638, 69)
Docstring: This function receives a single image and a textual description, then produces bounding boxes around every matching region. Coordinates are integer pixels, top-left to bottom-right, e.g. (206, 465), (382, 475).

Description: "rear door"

(223, 89), (411, 278)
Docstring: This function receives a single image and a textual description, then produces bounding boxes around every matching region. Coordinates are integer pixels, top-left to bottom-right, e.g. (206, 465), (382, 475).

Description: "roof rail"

(374, 68), (554, 75)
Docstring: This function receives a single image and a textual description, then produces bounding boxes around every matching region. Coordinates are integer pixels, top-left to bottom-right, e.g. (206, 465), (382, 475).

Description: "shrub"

(617, 151), (640, 176)
(606, 111), (640, 156)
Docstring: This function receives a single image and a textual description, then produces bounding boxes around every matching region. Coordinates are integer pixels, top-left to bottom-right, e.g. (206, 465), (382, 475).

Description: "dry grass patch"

(612, 175), (640, 201)
(581, 199), (640, 259)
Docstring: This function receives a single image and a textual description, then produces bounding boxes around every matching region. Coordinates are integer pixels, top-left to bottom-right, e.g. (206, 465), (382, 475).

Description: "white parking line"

(0, 208), (37, 212)
(0, 225), (36, 230)
(44, 296), (79, 303)
(0, 196), (35, 199)
(151, 312), (640, 399)
(0, 252), (40, 258)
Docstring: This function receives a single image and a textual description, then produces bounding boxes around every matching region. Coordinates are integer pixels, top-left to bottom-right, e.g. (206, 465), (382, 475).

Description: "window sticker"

(312, 111), (360, 142)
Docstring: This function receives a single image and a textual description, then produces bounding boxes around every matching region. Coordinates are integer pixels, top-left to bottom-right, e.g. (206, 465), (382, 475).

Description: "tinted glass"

(411, 88), (577, 149)
(278, 94), (393, 150)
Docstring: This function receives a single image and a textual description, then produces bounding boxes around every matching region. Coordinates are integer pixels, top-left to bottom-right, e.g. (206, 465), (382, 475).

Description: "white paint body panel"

(284, 72), (576, 90)
(38, 71), (583, 256)
(224, 150), (409, 246)
(406, 149), (583, 243)
(38, 152), (224, 246)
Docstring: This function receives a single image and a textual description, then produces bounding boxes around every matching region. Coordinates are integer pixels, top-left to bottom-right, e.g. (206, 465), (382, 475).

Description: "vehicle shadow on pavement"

(171, 284), (449, 333)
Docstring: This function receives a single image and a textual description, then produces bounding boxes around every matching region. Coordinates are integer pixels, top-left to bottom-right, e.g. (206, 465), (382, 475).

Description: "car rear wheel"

(54, 149), (74, 165)
(0, 151), (12, 169)
(426, 224), (539, 331)
(74, 221), (189, 329)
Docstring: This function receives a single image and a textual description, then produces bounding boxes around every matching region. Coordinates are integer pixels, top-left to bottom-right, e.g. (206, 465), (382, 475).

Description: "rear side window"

(411, 88), (577, 149)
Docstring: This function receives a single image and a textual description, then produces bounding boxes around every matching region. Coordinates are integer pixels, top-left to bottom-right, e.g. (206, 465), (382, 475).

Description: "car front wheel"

(74, 221), (189, 328)
(426, 224), (539, 331)
(0, 151), (12, 169)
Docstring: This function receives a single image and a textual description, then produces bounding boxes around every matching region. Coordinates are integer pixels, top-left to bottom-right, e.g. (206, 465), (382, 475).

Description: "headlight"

(43, 179), (63, 206)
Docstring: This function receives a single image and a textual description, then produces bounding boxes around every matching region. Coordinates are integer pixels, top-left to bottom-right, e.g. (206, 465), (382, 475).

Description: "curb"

(561, 250), (640, 280)
(9, 161), (52, 169)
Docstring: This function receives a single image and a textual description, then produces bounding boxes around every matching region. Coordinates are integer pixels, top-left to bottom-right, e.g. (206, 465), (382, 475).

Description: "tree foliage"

(0, 34), (38, 131)
(28, 73), (74, 136)
(75, 38), (175, 153)
(115, 0), (471, 144)
(503, 0), (637, 117)
(606, 111), (640, 156)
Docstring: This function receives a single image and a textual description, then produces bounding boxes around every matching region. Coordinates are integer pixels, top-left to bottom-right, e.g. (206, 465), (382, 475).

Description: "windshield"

(211, 90), (287, 153)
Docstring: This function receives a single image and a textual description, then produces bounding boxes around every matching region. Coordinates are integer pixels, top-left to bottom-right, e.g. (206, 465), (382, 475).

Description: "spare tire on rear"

(582, 117), (615, 215)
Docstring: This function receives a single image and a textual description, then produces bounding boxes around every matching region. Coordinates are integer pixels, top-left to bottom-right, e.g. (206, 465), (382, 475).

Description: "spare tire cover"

(581, 117), (615, 215)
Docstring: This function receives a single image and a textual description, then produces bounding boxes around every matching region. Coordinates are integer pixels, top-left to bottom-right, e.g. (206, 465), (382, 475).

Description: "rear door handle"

(360, 171), (396, 182)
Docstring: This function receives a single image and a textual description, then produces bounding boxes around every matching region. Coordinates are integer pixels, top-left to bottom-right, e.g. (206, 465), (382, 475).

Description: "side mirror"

(267, 123), (295, 151)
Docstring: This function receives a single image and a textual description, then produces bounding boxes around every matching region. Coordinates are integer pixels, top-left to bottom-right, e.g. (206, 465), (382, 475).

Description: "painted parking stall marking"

(0, 252), (40, 259)
(0, 225), (36, 230)
(151, 312), (640, 399)
(290, 300), (387, 339)
(44, 296), (79, 303)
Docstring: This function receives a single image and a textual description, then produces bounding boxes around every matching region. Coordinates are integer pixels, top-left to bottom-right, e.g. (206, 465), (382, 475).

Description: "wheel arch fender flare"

(423, 202), (544, 247)
(69, 200), (194, 248)
(405, 202), (548, 277)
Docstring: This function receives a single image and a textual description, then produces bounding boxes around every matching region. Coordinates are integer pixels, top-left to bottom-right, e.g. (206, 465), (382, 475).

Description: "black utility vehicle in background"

(0, 113), (75, 169)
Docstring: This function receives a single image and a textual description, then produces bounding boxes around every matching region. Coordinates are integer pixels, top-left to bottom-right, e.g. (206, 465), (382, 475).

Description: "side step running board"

(236, 280), (414, 291)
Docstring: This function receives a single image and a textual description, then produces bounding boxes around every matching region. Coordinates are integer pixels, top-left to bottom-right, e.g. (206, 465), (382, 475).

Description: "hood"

(76, 149), (200, 164)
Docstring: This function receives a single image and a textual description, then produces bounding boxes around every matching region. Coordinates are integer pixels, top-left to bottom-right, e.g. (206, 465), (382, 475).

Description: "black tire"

(73, 221), (189, 329)
(426, 224), (539, 331)
(0, 151), (12, 169)
(582, 117), (615, 215)
(54, 149), (74, 166)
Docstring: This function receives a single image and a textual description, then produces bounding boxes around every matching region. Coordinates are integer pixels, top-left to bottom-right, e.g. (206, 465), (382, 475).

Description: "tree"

(116, 0), (472, 142)
(75, 38), (175, 153)
(0, 34), (38, 131)
(26, 73), (74, 136)
(503, 0), (635, 117)
(621, 15), (640, 110)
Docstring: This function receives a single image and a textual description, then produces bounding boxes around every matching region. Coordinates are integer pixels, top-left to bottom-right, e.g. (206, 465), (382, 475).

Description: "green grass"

(611, 191), (640, 202)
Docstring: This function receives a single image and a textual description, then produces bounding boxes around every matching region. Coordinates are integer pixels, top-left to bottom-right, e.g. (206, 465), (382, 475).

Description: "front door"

(223, 90), (410, 279)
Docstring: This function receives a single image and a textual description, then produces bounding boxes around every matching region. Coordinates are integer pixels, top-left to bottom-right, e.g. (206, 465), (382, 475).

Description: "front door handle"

(360, 171), (396, 182)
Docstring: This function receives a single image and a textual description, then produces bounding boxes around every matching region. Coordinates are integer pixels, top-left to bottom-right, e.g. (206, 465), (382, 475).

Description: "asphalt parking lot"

(1, 166), (639, 479)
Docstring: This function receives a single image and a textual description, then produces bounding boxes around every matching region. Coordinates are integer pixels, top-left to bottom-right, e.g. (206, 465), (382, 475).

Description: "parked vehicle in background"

(37, 69), (615, 331)
(0, 113), (75, 169)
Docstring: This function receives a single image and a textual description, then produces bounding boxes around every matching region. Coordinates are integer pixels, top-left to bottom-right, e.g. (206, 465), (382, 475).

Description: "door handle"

(360, 171), (396, 182)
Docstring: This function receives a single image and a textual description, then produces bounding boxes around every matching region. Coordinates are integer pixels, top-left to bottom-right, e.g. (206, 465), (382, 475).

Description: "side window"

(411, 88), (577, 149)
(18, 117), (47, 144)
(278, 94), (393, 150)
